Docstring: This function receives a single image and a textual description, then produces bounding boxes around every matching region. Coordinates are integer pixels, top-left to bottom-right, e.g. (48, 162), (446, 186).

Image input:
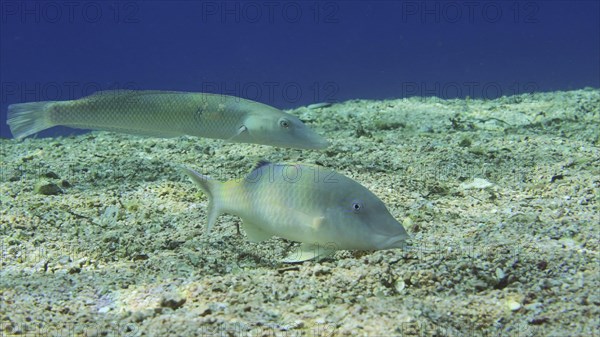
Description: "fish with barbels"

(7, 90), (328, 149)
(182, 160), (409, 262)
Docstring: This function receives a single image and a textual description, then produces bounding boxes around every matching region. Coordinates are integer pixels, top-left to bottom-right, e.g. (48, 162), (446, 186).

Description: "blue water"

(1, 0), (598, 139)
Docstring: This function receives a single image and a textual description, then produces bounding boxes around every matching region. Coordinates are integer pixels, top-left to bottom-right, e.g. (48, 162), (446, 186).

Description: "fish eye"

(279, 118), (290, 128)
(352, 202), (362, 213)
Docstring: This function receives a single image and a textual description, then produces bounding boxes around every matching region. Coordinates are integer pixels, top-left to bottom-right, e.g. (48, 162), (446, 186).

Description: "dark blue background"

(1, 0), (599, 138)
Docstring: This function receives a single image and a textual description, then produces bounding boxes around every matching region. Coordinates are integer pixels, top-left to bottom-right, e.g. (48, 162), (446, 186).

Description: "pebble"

(495, 268), (505, 281)
(34, 181), (62, 195)
(98, 306), (111, 314)
(395, 280), (406, 293)
(312, 265), (331, 276)
(524, 302), (543, 312)
(507, 300), (521, 311)
(460, 178), (494, 190)
(198, 305), (212, 317)
(160, 295), (186, 310)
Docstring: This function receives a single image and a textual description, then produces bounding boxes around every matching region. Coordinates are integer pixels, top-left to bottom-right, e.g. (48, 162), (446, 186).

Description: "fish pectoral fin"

(310, 216), (326, 231)
(278, 206), (325, 232)
(282, 242), (336, 263)
(225, 125), (248, 142)
(241, 221), (272, 242)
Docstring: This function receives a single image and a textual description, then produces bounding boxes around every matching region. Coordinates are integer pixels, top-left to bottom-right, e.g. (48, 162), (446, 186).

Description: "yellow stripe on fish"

(182, 160), (410, 262)
(7, 90), (329, 149)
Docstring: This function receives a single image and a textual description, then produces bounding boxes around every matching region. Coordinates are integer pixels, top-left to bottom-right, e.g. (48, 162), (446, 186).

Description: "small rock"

(160, 295), (186, 310)
(507, 300), (521, 311)
(35, 181), (63, 195)
(529, 317), (549, 325)
(460, 178), (494, 190)
(495, 268), (505, 281)
(34, 259), (48, 273)
(98, 306), (111, 314)
(132, 309), (154, 322)
(313, 265), (331, 276)
(524, 302), (543, 312)
(58, 255), (71, 265)
(294, 304), (316, 313)
(198, 305), (212, 317)
(395, 280), (406, 293)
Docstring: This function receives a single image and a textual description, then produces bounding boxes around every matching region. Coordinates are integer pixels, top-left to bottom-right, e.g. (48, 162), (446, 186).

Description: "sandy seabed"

(1, 89), (599, 336)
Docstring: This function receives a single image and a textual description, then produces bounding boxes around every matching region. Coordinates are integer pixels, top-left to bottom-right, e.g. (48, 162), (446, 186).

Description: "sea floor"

(1, 89), (599, 336)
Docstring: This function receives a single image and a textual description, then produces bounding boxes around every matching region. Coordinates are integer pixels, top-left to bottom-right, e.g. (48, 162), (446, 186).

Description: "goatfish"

(182, 160), (409, 262)
(6, 90), (329, 149)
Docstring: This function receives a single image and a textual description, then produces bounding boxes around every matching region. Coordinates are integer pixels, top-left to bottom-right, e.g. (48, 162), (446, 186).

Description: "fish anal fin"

(206, 201), (219, 233)
(84, 126), (181, 138)
(242, 221), (272, 243)
(282, 242), (336, 263)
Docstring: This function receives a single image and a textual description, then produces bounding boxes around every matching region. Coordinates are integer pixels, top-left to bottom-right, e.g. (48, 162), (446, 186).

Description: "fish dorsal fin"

(251, 160), (271, 172)
(89, 89), (135, 96)
(88, 90), (186, 97)
(85, 90), (191, 105)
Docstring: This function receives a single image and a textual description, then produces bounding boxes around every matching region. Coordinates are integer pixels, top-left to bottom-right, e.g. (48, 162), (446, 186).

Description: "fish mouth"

(299, 129), (330, 149)
(273, 132), (329, 149)
(234, 128), (329, 149)
(303, 136), (330, 149)
(279, 140), (329, 150)
(375, 232), (411, 250)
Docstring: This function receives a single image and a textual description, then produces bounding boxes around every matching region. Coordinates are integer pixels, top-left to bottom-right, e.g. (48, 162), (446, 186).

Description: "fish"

(307, 102), (333, 109)
(6, 90), (329, 149)
(182, 160), (409, 262)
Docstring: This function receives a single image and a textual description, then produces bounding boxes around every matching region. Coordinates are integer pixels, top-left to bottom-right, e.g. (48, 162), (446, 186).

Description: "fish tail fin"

(181, 166), (222, 233)
(7, 101), (57, 139)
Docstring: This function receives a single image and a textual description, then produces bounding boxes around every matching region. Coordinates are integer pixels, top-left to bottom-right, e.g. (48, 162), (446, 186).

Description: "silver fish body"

(7, 90), (328, 149)
(182, 161), (409, 262)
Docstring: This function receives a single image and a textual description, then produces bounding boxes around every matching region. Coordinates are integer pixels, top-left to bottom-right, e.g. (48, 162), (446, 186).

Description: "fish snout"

(302, 131), (330, 149)
(372, 220), (410, 250)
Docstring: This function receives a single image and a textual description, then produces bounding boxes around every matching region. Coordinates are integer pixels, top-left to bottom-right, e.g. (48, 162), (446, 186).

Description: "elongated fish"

(182, 160), (409, 262)
(7, 90), (329, 149)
